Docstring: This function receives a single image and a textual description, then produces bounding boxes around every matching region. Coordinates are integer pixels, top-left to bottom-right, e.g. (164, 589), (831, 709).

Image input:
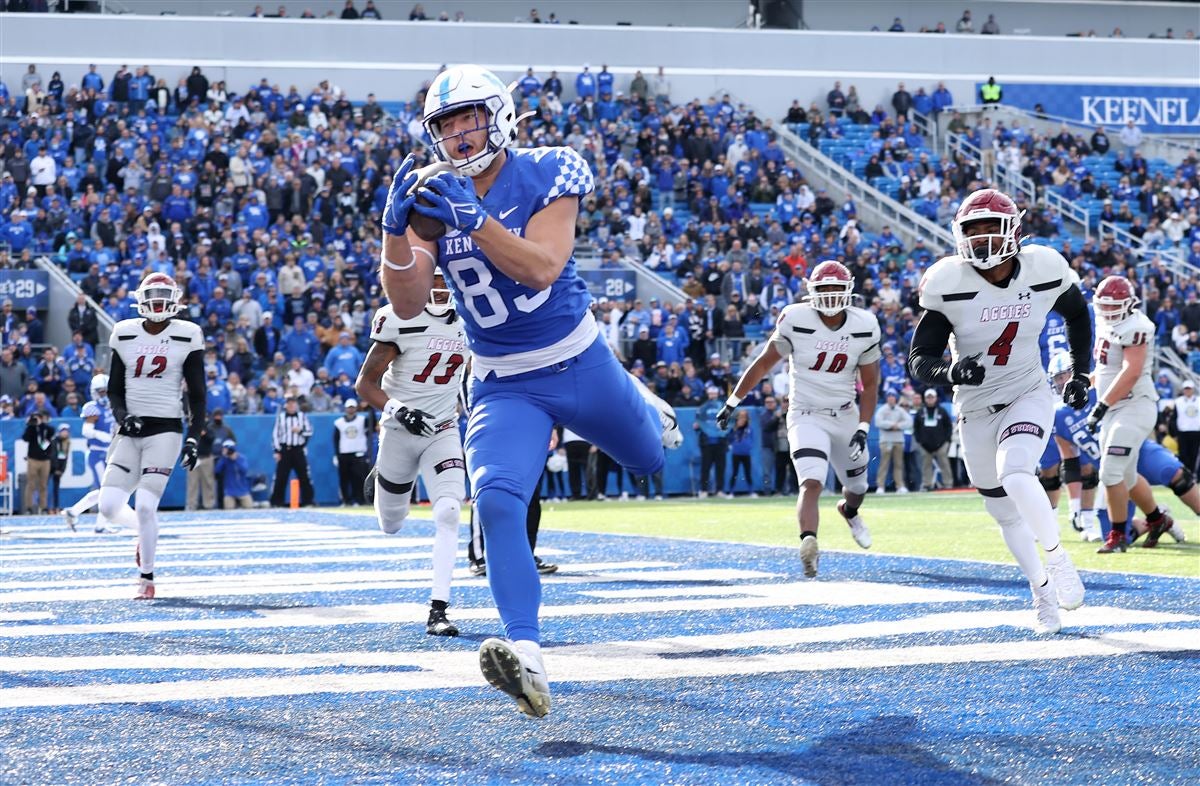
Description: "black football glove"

(949, 353), (986, 386)
(848, 426), (869, 462)
(396, 406), (434, 436)
(716, 403), (736, 430)
(1062, 375), (1091, 411)
(180, 437), (199, 470)
(121, 415), (145, 436)
(1086, 402), (1109, 433)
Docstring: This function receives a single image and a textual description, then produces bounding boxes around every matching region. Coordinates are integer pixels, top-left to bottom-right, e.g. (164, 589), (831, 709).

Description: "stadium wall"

(1, 14), (1196, 130)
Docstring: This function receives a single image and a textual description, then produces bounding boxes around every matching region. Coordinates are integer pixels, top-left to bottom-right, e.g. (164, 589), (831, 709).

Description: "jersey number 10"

(808, 352), (848, 373)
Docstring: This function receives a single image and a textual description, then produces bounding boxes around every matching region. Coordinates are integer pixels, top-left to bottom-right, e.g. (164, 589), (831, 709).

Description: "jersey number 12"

(133, 355), (167, 379)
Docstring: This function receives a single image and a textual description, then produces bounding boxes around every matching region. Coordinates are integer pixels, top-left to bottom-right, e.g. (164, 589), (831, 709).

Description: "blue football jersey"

(87, 401), (114, 454)
(1137, 440), (1183, 487)
(1053, 389), (1101, 464)
(436, 146), (595, 359)
(1038, 304), (1095, 370)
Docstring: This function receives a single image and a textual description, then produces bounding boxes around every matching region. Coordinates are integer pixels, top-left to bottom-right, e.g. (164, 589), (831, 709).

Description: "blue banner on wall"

(0, 271), (50, 310)
(984, 83), (1200, 134)
(578, 270), (637, 303)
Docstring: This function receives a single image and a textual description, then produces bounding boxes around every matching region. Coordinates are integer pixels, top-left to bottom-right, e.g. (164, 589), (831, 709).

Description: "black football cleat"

(426, 605), (459, 637)
(468, 561), (487, 577)
(1142, 508), (1175, 548)
(534, 556), (559, 575)
(1097, 530), (1129, 553)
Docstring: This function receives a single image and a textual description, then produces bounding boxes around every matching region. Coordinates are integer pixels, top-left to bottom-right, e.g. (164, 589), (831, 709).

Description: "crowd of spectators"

(876, 7), (1195, 39)
(0, 55), (1197, 497)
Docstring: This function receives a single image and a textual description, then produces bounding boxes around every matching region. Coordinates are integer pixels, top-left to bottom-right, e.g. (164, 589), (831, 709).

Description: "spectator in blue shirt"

(283, 316), (318, 364)
(575, 65), (596, 99)
(656, 320), (689, 366)
(518, 68), (541, 98)
(694, 385), (730, 497)
(2, 212), (32, 252)
(323, 332), (364, 379)
(206, 368), (232, 413)
(204, 287), (233, 323)
(596, 64), (615, 97)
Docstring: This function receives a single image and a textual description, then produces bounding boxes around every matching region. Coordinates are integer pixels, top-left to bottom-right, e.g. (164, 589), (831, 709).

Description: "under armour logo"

(1018, 291), (1031, 300)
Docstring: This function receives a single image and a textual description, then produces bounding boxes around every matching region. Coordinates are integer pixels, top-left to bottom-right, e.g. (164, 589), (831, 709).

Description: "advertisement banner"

(983, 83), (1200, 134)
(0, 271), (50, 310)
(578, 269), (637, 303)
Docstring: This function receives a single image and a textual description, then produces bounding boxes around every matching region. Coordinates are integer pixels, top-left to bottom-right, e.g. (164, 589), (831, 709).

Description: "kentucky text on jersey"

(442, 225), (524, 257)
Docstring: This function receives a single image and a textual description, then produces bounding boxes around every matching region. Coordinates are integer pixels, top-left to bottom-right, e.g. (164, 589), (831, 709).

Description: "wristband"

(857, 421), (870, 433)
(725, 394), (742, 408)
(382, 399), (404, 418)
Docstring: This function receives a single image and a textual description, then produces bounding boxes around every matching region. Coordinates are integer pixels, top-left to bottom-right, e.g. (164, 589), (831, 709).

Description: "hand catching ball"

(407, 161), (459, 242)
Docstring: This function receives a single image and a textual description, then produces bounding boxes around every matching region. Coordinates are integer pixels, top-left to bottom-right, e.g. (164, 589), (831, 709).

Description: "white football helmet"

(1047, 351), (1073, 394)
(89, 373), (109, 404)
(423, 64), (533, 177)
(135, 272), (183, 322)
(80, 401), (101, 419)
(427, 271), (454, 318)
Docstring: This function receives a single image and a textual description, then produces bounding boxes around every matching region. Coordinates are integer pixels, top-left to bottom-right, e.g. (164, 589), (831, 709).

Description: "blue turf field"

(1, 510), (1197, 785)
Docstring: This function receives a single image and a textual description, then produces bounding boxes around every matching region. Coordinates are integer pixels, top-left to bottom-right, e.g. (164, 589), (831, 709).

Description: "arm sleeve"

(1052, 285), (1093, 376)
(182, 349), (206, 440)
(332, 423), (340, 452)
(108, 352), (128, 423)
(907, 309), (955, 386)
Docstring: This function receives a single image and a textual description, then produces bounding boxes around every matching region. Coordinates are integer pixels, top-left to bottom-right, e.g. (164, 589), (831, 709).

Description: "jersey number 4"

(413, 352), (464, 385)
(987, 321), (1019, 366)
(133, 355), (167, 378)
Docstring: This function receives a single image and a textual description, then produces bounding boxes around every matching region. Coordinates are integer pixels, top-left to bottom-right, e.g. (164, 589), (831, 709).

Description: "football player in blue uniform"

(1046, 353), (1189, 547)
(63, 375), (137, 534)
(378, 64), (681, 718)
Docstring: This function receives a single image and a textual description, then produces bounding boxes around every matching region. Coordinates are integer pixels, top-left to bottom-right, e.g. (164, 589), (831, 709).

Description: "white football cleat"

(630, 374), (683, 450)
(1044, 548), (1084, 610)
(837, 500), (872, 549)
(479, 638), (550, 718)
(1168, 521), (1187, 543)
(799, 536), (819, 578)
(1079, 511), (1102, 543)
(63, 509), (78, 532)
(134, 578), (155, 600)
(1030, 576), (1062, 634)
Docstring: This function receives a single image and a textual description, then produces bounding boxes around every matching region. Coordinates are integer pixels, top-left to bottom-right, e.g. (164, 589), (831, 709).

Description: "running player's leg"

(565, 342), (666, 477)
(417, 430), (466, 610)
(783, 415), (834, 577)
(1038, 439), (1062, 509)
(373, 428), (421, 534)
(961, 413), (1060, 629)
(465, 387), (555, 645)
(1097, 399), (1155, 550)
(827, 412), (871, 548)
(131, 433), (181, 590)
(993, 393), (1083, 608)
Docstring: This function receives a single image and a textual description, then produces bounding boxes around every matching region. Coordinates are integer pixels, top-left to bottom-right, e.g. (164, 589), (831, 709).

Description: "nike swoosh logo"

(499, 206), (519, 220)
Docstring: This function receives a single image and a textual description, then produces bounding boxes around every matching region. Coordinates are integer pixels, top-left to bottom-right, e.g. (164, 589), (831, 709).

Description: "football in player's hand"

(406, 161), (458, 242)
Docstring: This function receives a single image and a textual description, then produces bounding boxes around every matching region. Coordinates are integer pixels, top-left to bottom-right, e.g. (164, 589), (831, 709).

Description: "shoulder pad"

(370, 306), (429, 345)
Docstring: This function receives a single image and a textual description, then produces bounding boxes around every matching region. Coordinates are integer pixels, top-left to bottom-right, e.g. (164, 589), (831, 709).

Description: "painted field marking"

(0, 624), (1194, 709)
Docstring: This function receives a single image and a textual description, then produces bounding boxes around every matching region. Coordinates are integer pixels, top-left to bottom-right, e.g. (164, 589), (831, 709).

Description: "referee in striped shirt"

(271, 395), (314, 507)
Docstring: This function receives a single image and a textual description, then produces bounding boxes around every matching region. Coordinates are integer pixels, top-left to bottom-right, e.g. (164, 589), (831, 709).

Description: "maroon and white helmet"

(135, 272), (182, 322)
(1093, 275), (1138, 325)
(952, 188), (1023, 270)
(804, 260), (854, 316)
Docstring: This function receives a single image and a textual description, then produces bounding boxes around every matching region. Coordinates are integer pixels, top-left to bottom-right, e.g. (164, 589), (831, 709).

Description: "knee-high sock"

(430, 497), (460, 604)
(985, 495), (1048, 586)
(476, 487), (540, 643)
(1001, 472), (1062, 551)
(134, 488), (161, 574)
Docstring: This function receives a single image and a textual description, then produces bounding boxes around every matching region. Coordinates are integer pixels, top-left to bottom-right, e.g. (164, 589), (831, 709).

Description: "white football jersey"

(919, 244), (1078, 412)
(109, 317), (204, 419)
(1094, 310), (1157, 403)
(770, 303), (881, 410)
(370, 306), (467, 424)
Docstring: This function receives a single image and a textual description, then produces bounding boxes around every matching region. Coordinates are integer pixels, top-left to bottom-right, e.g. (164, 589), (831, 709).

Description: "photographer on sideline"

(22, 411), (54, 514)
(214, 439), (253, 509)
